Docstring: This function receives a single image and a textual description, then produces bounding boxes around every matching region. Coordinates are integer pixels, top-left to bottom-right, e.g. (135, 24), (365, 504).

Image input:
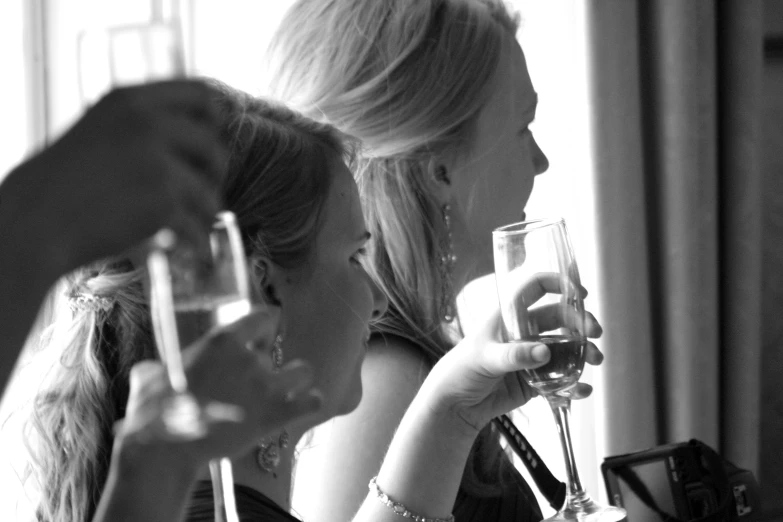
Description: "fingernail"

(532, 344), (550, 363)
(589, 316), (603, 336)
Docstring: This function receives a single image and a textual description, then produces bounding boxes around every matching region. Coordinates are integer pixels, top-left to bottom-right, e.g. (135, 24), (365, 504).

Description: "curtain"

(585, 0), (763, 477)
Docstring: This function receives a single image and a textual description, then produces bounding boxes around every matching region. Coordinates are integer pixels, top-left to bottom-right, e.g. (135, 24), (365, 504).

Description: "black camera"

(601, 439), (761, 522)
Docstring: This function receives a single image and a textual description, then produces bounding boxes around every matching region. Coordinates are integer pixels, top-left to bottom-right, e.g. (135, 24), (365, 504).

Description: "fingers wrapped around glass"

(494, 219), (626, 522)
(148, 211), (252, 522)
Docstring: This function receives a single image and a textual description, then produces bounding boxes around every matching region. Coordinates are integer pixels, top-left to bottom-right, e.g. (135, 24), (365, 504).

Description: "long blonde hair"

(26, 83), (350, 522)
(266, 0), (520, 494)
(267, 0), (518, 364)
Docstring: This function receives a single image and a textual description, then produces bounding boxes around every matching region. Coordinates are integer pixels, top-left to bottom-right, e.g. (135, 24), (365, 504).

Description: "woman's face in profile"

(448, 36), (549, 284)
(273, 157), (387, 421)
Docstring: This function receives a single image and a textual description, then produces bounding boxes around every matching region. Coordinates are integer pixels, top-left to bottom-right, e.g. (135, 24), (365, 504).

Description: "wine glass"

(493, 218), (626, 522)
(148, 211), (252, 522)
(77, 13), (244, 520)
(77, 17), (186, 105)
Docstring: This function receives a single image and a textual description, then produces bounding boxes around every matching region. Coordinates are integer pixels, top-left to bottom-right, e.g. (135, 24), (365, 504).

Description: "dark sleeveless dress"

(185, 481), (299, 521)
(453, 453), (543, 522)
(184, 474), (541, 522)
(184, 463), (541, 522)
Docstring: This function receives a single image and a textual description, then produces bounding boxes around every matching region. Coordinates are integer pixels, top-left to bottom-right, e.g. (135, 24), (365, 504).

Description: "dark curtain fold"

(716, 0), (763, 472)
(586, 0), (762, 476)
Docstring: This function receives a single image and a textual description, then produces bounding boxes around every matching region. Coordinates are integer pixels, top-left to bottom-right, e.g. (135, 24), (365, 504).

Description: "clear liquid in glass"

(523, 335), (586, 394)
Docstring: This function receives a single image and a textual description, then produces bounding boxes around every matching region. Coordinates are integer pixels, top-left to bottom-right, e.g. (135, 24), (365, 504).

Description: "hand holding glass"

(78, 19), (185, 103)
(493, 219), (626, 522)
(148, 212), (251, 522)
(78, 16), (242, 522)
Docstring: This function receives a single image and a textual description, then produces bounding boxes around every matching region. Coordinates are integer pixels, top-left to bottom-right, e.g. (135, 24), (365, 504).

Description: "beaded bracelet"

(368, 476), (455, 522)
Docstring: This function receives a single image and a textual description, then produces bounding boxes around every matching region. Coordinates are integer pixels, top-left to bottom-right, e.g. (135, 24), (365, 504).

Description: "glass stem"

(209, 458), (239, 522)
(547, 395), (587, 503)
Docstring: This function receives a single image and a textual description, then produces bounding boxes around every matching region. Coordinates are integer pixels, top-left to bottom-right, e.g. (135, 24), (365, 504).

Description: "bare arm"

(93, 435), (199, 522)
(350, 285), (605, 522)
(1, 80), (227, 394)
(93, 309), (321, 522)
(294, 336), (430, 522)
(0, 157), (62, 393)
(350, 386), (478, 522)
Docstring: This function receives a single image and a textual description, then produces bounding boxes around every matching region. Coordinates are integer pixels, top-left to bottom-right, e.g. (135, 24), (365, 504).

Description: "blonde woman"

(266, 1), (603, 521)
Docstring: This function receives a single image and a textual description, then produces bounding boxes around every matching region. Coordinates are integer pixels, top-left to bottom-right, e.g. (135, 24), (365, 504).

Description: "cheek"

(307, 270), (371, 355)
(466, 167), (531, 235)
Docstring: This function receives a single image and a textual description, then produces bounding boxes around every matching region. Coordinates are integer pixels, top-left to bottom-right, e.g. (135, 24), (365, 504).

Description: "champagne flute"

(77, 17), (186, 105)
(493, 218), (626, 522)
(77, 13), (245, 520)
(148, 211), (252, 522)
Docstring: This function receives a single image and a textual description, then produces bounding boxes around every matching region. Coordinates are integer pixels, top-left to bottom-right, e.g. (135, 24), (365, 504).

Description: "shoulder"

(326, 333), (432, 437)
(291, 334), (435, 521)
(363, 333), (431, 390)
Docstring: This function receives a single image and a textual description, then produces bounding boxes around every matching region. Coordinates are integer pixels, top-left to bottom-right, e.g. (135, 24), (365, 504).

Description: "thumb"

(128, 359), (166, 392)
(480, 340), (550, 377)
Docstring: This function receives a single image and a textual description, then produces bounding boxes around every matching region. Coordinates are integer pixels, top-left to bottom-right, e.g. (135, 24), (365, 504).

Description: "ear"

(426, 156), (457, 206)
(250, 256), (283, 306)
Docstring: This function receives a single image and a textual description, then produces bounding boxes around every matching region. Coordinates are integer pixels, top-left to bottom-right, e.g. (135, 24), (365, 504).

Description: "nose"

(369, 277), (388, 320)
(532, 136), (549, 175)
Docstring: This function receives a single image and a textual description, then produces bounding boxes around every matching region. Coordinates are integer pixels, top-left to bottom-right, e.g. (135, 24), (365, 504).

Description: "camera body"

(601, 440), (760, 522)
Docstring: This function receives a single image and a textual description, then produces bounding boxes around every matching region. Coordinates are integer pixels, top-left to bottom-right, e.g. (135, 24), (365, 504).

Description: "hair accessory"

(368, 476), (455, 522)
(257, 334), (288, 473)
(438, 203), (457, 322)
(67, 293), (115, 314)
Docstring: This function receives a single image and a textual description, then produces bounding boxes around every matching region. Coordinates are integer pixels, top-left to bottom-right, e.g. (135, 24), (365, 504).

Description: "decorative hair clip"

(67, 293), (116, 314)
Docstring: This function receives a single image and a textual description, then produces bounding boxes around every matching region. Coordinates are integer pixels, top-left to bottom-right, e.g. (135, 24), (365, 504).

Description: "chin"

(335, 375), (363, 417)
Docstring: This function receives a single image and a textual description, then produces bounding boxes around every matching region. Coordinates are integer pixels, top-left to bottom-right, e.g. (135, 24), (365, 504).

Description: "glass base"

(544, 492), (627, 522)
(161, 392), (208, 439)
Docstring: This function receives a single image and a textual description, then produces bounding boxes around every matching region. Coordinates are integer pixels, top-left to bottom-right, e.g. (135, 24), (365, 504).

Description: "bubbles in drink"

(522, 335), (586, 394)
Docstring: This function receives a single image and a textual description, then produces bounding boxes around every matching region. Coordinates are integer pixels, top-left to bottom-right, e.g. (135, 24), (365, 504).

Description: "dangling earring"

(439, 203), (457, 322)
(270, 334), (283, 373)
(257, 335), (289, 473)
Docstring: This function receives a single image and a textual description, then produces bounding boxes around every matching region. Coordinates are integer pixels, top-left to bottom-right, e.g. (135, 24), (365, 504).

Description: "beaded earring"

(257, 335), (289, 473)
(439, 203), (457, 322)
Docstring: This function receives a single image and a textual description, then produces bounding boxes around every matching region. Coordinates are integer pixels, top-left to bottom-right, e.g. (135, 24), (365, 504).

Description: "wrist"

(411, 370), (486, 442)
(112, 430), (200, 491)
(96, 433), (200, 522)
(371, 393), (479, 520)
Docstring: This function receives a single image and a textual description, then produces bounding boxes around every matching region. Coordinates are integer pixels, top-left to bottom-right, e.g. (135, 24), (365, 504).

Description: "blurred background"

(0, 0), (781, 520)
